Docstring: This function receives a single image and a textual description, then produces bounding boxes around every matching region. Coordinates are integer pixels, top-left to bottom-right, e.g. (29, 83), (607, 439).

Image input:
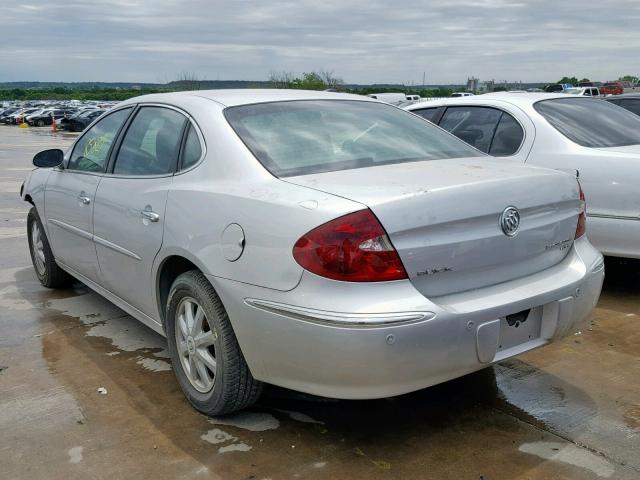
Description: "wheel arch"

(154, 249), (212, 327)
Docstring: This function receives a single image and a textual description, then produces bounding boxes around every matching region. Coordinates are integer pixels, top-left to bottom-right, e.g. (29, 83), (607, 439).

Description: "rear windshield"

(224, 100), (482, 177)
(534, 98), (640, 148)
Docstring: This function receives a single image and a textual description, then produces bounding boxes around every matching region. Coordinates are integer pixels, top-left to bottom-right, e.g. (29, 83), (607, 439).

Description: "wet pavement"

(1, 125), (638, 480)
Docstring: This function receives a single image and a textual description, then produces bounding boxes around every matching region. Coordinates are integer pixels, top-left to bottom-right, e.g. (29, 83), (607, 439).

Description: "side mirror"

(33, 149), (64, 168)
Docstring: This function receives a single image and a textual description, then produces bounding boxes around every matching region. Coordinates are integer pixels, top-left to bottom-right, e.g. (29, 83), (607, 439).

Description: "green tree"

(557, 76), (579, 85)
(290, 72), (326, 90)
(10, 88), (25, 99)
(619, 75), (639, 84)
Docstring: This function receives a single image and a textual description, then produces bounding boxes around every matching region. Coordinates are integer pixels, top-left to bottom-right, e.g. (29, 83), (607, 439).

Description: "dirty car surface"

(22, 89), (604, 415)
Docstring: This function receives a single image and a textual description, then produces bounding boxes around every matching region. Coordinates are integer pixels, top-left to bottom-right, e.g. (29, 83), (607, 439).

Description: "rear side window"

(439, 107), (502, 153)
(534, 98), (640, 148)
(113, 107), (186, 176)
(489, 113), (524, 156)
(181, 124), (203, 170)
(412, 108), (440, 123)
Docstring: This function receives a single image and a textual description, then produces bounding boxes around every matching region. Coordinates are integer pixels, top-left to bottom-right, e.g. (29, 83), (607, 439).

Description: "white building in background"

(466, 77), (479, 93)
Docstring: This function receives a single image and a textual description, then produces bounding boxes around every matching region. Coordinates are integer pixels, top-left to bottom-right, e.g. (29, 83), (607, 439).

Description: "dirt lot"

(0, 125), (638, 480)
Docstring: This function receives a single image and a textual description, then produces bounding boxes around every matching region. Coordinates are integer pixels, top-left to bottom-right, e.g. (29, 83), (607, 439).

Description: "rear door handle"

(77, 193), (91, 205)
(141, 210), (160, 222)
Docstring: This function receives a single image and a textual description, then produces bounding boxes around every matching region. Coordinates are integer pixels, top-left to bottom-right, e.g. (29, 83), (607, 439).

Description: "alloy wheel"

(174, 297), (218, 393)
(31, 221), (46, 275)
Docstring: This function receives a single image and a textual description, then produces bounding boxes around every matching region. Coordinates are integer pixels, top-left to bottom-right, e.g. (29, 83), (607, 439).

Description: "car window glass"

(412, 108), (440, 122)
(113, 107), (186, 176)
(68, 107), (132, 172)
(225, 100), (482, 177)
(620, 99), (640, 117)
(181, 124), (202, 170)
(489, 112), (524, 156)
(438, 107), (502, 153)
(535, 98), (640, 148)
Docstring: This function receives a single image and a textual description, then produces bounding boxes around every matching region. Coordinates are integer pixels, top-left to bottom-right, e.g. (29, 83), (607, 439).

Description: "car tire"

(36, 119), (45, 127)
(27, 207), (74, 288)
(166, 270), (263, 415)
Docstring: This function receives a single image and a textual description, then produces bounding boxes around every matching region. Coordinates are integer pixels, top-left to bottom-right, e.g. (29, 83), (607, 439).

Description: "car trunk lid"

(286, 158), (581, 297)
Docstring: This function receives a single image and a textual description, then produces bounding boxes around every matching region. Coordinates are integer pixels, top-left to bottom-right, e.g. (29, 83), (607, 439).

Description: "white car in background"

(366, 93), (408, 105)
(564, 87), (601, 97)
(405, 93), (640, 259)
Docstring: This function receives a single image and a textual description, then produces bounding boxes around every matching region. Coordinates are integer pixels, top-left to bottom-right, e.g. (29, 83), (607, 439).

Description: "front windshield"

(225, 100), (483, 177)
(535, 98), (640, 148)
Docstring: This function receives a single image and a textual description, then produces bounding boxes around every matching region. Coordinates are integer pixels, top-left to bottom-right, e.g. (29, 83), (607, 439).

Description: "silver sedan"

(21, 90), (604, 414)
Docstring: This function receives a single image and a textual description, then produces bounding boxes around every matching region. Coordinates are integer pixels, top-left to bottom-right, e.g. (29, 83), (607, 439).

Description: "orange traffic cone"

(52, 117), (57, 132)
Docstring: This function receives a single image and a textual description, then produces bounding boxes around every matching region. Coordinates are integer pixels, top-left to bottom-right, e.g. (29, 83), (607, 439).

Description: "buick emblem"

(500, 206), (520, 237)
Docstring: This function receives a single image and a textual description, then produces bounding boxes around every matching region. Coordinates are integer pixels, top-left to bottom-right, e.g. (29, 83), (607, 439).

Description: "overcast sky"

(1, 0), (639, 85)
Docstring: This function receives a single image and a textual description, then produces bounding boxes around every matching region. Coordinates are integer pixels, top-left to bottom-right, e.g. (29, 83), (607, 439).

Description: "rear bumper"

(210, 236), (604, 399)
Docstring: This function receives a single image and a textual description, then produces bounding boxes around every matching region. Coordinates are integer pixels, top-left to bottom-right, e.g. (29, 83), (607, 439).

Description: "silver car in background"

(22, 90), (604, 415)
(405, 93), (640, 259)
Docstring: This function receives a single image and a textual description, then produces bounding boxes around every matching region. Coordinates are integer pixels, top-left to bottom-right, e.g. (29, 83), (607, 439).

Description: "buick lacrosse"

(22, 90), (604, 414)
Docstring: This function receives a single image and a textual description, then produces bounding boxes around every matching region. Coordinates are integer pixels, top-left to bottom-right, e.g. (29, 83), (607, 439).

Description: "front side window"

(438, 107), (502, 153)
(225, 100), (482, 177)
(534, 98), (640, 148)
(68, 107), (132, 172)
(113, 107), (186, 175)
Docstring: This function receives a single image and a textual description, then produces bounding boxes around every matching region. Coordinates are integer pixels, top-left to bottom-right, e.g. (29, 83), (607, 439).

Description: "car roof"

(405, 92), (586, 111)
(120, 89), (373, 108)
(606, 93), (640, 99)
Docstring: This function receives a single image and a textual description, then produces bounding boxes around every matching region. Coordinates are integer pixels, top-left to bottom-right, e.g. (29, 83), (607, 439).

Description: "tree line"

(556, 75), (639, 85)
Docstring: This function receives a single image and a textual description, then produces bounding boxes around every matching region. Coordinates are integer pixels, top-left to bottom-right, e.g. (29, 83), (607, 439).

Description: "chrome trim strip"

(48, 218), (92, 240)
(48, 219), (141, 261)
(93, 234), (142, 261)
(587, 213), (640, 221)
(245, 298), (434, 328)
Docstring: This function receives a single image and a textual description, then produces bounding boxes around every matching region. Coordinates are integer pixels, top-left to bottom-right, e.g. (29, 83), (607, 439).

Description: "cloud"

(0, 0), (639, 83)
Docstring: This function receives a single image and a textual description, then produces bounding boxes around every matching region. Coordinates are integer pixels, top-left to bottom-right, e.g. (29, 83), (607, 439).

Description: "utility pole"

(422, 71), (426, 89)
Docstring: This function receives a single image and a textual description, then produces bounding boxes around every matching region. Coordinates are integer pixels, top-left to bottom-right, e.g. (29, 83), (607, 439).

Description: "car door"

(93, 105), (187, 318)
(45, 107), (133, 282)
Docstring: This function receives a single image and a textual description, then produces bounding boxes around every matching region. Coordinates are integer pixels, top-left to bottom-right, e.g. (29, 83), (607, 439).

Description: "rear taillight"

(293, 209), (408, 282)
(575, 184), (586, 238)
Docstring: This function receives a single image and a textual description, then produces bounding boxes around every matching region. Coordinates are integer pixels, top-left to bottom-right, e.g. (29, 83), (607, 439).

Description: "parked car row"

(22, 89), (604, 416)
(0, 100), (115, 131)
(545, 81), (640, 95)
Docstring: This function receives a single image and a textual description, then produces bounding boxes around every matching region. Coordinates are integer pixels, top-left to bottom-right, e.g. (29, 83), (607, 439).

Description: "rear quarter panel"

(157, 101), (365, 292)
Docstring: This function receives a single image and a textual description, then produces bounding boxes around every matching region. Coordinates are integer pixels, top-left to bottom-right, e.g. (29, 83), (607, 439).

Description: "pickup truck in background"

(564, 87), (601, 97)
(600, 81), (640, 96)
